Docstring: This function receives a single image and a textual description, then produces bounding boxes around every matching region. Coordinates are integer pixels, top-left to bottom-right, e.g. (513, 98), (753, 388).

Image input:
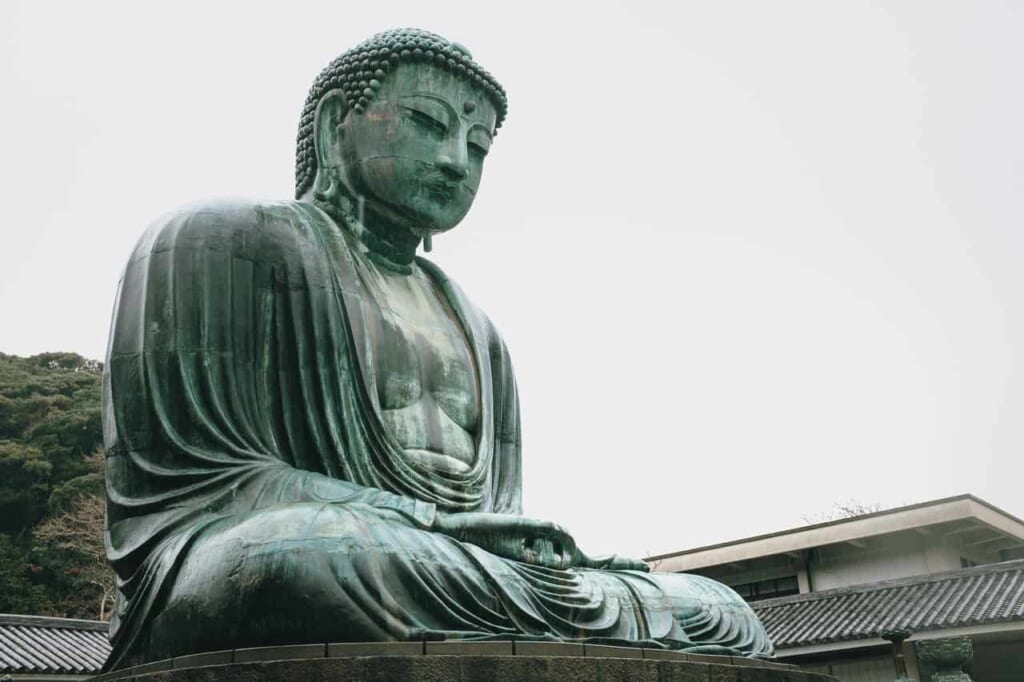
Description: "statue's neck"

(313, 196), (421, 275)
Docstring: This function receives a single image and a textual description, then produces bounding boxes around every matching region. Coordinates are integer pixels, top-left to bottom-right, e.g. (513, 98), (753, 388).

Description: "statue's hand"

(573, 552), (651, 573)
(433, 512), (578, 570)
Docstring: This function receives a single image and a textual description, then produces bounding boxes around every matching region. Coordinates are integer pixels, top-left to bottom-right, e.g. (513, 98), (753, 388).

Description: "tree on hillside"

(0, 533), (50, 614)
(0, 352), (103, 528)
(0, 440), (52, 533)
(0, 352), (106, 618)
(34, 452), (113, 620)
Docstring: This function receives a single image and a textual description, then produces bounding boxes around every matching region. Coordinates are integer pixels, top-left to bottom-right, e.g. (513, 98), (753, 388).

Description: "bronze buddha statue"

(102, 28), (772, 669)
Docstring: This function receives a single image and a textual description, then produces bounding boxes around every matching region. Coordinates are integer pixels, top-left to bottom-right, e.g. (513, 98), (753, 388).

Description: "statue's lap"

(141, 502), (759, 662)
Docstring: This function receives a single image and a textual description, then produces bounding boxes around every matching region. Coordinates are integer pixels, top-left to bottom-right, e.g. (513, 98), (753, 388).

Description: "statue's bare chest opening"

(354, 258), (481, 471)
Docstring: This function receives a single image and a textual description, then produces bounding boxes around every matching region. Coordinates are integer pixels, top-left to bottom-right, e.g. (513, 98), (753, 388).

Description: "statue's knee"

(166, 505), (381, 612)
(651, 572), (751, 614)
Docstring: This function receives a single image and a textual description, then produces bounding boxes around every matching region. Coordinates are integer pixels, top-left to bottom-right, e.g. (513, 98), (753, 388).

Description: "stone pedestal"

(92, 641), (836, 681)
(916, 637), (974, 682)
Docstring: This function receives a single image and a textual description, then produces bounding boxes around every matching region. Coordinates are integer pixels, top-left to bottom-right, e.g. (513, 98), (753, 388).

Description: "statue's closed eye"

(403, 107), (448, 136)
(468, 142), (489, 159)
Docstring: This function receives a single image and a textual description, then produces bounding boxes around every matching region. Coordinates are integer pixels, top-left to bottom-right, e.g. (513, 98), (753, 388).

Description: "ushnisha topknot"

(294, 28), (508, 199)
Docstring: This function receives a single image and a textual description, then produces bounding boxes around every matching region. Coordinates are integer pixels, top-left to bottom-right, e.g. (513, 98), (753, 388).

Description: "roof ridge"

(646, 493), (1024, 562)
(0, 613), (109, 631)
(755, 558), (1024, 609)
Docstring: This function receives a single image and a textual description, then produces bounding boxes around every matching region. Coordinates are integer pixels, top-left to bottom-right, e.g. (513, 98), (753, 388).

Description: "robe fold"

(102, 200), (771, 669)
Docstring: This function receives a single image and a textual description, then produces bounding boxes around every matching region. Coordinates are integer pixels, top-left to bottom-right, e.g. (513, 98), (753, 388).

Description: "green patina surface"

(102, 28), (773, 671)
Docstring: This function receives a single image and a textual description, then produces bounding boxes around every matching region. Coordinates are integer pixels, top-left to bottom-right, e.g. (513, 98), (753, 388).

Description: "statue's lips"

(423, 181), (460, 202)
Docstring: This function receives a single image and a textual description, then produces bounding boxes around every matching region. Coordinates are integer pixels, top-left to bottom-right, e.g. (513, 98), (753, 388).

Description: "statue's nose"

(437, 152), (468, 181)
(436, 155), (468, 181)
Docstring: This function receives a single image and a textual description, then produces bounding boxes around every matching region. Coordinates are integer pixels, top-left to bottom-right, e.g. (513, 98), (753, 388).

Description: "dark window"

(731, 575), (799, 602)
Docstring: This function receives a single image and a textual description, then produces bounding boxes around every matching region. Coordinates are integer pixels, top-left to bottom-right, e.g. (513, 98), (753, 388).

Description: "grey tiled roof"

(0, 614), (110, 675)
(753, 559), (1024, 649)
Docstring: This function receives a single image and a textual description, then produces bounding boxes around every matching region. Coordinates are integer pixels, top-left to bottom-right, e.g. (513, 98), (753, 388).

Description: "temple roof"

(0, 613), (109, 676)
(754, 558), (1024, 650)
(647, 494), (1024, 573)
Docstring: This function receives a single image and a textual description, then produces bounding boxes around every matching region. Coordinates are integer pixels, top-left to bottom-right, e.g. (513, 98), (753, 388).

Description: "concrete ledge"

(425, 640), (514, 656)
(328, 641), (424, 657)
(234, 642), (326, 663)
(583, 643), (644, 659)
(513, 641), (584, 657)
(92, 642), (835, 681)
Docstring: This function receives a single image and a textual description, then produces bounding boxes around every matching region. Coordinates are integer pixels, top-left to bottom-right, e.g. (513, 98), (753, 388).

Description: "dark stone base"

(93, 647), (836, 681)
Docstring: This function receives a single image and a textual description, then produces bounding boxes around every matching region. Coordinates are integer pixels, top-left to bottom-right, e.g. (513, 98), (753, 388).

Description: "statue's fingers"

(522, 537), (552, 566)
(490, 536), (530, 564)
(559, 545), (575, 570)
(516, 520), (565, 547)
(536, 538), (575, 570)
(537, 539), (556, 566)
(572, 550), (599, 570)
(508, 516), (545, 535)
(551, 527), (577, 559)
(519, 519), (559, 537)
(606, 555), (651, 572)
(508, 519), (578, 569)
(549, 535), (571, 567)
(537, 522), (577, 554)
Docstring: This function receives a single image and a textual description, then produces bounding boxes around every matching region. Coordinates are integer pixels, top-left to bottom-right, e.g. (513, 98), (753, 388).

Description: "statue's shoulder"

(130, 198), (326, 263)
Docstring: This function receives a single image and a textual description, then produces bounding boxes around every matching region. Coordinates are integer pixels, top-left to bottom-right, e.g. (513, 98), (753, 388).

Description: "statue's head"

(296, 28), (508, 240)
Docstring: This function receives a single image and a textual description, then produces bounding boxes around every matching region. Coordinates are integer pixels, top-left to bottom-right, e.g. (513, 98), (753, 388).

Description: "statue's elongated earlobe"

(309, 90), (350, 210)
(312, 89), (349, 173)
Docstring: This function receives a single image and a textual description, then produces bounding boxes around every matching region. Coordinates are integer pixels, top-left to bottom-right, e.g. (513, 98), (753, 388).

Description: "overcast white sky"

(2, 1), (1022, 559)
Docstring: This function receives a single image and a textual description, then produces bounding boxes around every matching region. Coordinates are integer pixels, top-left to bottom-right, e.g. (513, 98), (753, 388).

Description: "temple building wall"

(811, 530), (1005, 591)
(812, 533), (948, 590)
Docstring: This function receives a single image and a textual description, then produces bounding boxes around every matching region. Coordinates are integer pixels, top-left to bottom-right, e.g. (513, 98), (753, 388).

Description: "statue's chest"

(355, 267), (480, 430)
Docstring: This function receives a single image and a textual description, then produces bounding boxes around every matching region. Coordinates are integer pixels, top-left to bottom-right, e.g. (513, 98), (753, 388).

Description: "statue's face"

(338, 62), (497, 237)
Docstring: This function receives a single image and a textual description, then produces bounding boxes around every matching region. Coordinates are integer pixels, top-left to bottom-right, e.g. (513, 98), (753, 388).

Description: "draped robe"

(102, 200), (772, 669)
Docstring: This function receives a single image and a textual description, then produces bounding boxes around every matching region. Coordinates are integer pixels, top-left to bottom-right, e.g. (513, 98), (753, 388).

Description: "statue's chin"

(407, 224), (435, 238)
(409, 223), (460, 238)
(399, 210), (465, 238)
(366, 196), (469, 240)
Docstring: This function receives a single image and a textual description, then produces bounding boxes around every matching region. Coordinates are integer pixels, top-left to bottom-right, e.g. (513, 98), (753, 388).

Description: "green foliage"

(0, 352), (102, 529)
(0, 534), (50, 614)
(33, 454), (112, 620)
(0, 352), (108, 619)
(0, 440), (52, 532)
(49, 469), (104, 515)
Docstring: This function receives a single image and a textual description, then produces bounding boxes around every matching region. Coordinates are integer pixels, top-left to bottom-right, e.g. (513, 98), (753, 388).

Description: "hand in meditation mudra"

(103, 28), (773, 669)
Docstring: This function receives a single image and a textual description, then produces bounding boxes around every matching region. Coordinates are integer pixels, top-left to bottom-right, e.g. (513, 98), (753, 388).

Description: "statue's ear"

(313, 89), (349, 169)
